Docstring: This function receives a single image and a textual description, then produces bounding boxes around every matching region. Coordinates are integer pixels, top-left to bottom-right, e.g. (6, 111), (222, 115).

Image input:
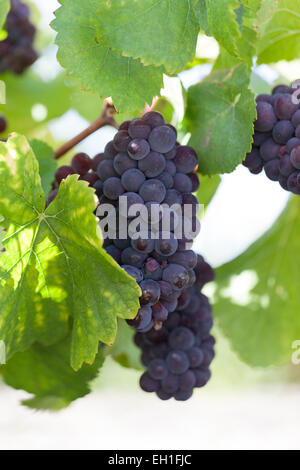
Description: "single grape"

(142, 111), (165, 129)
(138, 152), (166, 177)
(103, 177), (124, 200)
(174, 146), (198, 174)
(165, 161), (176, 176)
(274, 94), (298, 120)
(173, 173), (193, 193)
(287, 172), (300, 194)
(148, 359), (168, 380)
(155, 232), (178, 256)
(259, 138), (280, 161)
(279, 154), (294, 176)
(139, 179), (167, 203)
(121, 265), (143, 283)
(253, 132), (271, 147)
(254, 102), (277, 132)
(121, 168), (146, 192)
(243, 148), (263, 169)
(290, 146), (300, 169)
(162, 264), (189, 290)
(104, 141), (118, 159)
(166, 350), (189, 375)
(291, 110), (300, 128)
(131, 236), (155, 254)
(97, 160), (118, 181)
(279, 174), (288, 191)
(168, 327), (195, 350)
(272, 120), (294, 144)
(161, 373), (179, 393)
(256, 94), (272, 104)
(164, 148), (177, 160)
(113, 152), (137, 175)
(105, 245), (121, 263)
(55, 165), (75, 183)
(187, 347), (204, 368)
(139, 280), (161, 306)
(157, 172), (174, 189)
(296, 125), (300, 139)
(128, 139), (150, 160)
(272, 84), (290, 95)
(160, 296), (178, 313)
(113, 131), (131, 152)
(152, 302), (169, 322)
(121, 247), (147, 268)
(139, 372), (159, 392)
(188, 173), (200, 192)
(179, 370), (196, 391)
(127, 306), (152, 331)
(163, 189), (182, 207)
(92, 153), (106, 171)
(156, 389), (172, 400)
(93, 179), (103, 197)
(128, 118), (151, 139)
(119, 192), (144, 215)
(169, 250), (197, 269)
(80, 172), (99, 186)
(148, 125), (177, 153)
(71, 153), (92, 175)
(143, 258), (163, 281)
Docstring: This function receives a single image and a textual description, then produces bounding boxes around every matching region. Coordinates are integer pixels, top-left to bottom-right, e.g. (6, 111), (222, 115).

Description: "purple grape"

(97, 160), (118, 181)
(139, 179), (166, 203)
(103, 177), (124, 200)
(121, 247), (147, 268)
(174, 146), (198, 174)
(243, 148), (263, 169)
(272, 120), (294, 144)
(128, 119), (151, 139)
(104, 141), (118, 159)
(166, 350), (189, 375)
(121, 265), (143, 283)
(291, 110), (300, 128)
(286, 138), (300, 154)
(173, 173), (193, 193)
(162, 264), (189, 291)
(138, 152), (166, 177)
(140, 280), (161, 306)
(155, 233), (178, 257)
(274, 94), (298, 120)
(0, 116), (7, 133)
(279, 154), (294, 176)
(72, 153), (92, 175)
(113, 131), (131, 152)
(148, 125), (177, 153)
(157, 172), (174, 189)
(121, 168), (145, 192)
(105, 245), (121, 263)
(163, 189), (182, 206)
(113, 152), (137, 175)
(131, 236), (155, 254)
(259, 138), (280, 161)
(142, 111), (165, 129)
(290, 145), (300, 169)
(55, 165), (75, 183)
(128, 139), (150, 160)
(287, 172), (300, 194)
(254, 102), (277, 132)
(148, 359), (168, 380)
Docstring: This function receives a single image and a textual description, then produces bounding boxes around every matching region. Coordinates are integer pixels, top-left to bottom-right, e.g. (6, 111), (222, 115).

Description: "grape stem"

(54, 100), (119, 159)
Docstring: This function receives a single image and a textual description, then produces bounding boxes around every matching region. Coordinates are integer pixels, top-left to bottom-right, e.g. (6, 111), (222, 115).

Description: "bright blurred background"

(0, 0), (300, 450)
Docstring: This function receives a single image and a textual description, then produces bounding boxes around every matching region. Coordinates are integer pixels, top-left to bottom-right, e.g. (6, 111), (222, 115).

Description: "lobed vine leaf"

(185, 64), (256, 175)
(0, 134), (140, 370)
(30, 139), (57, 196)
(98, 0), (200, 74)
(214, 197), (300, 367)
(1, 337), (105, 410)
(257, 0), (300, 64)
(52, 0), (164, 114)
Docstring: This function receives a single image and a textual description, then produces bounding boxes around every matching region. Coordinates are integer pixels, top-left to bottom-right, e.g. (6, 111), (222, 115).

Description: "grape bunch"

(94, 112), (200, 332)
(243, 82), (300, 194)
(0, 0), (38, 75)
(135, 255), (215, 401)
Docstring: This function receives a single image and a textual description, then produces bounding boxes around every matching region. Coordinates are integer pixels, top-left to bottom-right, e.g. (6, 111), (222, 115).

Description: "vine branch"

(54, 100), (119, 159)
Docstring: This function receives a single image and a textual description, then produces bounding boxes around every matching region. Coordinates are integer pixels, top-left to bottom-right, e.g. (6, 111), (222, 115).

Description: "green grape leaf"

(108, 320), (142, 370)
(0, 71), (74, 135)
(257, 0), (300, 64)
(0, 134), (140, 369)
(98, 0), (200, 74)
(195, 0), (211, 35)
(197, 174), (221, 207)
(0, 0), (9, 30)
(1, 337), (104, 410)
(214, 197), (300, 367)
(30, 140), (57, 195)
(52, 0), (164, 114)
(205, 0), (241, 57)
(185, 64), (256, 175)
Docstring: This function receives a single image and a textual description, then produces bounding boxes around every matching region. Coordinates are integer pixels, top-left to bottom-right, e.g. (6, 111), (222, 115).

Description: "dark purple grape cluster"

(94, 112), (200, 332)
(135, 255), (215, 401)
(0, 115), (7, 134)
(243, 82), (300, 194)
(0, 0), (38, 75)
(48, 151), (102, 205)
